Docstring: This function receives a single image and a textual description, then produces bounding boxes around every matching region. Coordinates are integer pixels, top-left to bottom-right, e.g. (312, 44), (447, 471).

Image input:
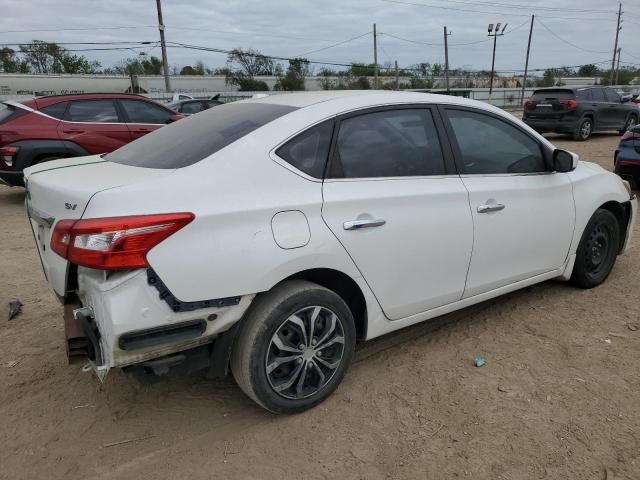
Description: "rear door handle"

(477, 203), (505, 213)
(343, 219), (386, 230)
(62, 129), (84, 134)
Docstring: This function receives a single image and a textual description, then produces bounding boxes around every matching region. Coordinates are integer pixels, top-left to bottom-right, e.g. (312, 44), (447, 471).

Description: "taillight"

(50, 213), (194, 270)
(621, 130), (640, 142)
(0, 145), (19, 167)
(559, 100), (577, 110)
(524, 99), (535, 108)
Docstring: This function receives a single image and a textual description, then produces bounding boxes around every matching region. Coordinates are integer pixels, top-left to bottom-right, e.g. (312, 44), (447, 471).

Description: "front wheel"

(230, 280), (356, 413)
(573, 118), (592, 141)
(571, 209), (621, 289)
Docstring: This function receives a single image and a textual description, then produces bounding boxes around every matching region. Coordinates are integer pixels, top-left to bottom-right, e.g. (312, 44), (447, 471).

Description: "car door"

(604, 88), (627, 128)
(590, 87), (609, 128)
(180, 101), (207, 115)
(58, 99), (131, 154)
(321, 106), (473, 320)
(440, 106), (575, 298)
(118, 99), (174, 140)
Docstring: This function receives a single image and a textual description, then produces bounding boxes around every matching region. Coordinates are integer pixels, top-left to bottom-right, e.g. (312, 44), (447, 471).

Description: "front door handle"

(477, 203), (505, 213)
(343, 219), (386, 230)
(62, 129), (84, 134)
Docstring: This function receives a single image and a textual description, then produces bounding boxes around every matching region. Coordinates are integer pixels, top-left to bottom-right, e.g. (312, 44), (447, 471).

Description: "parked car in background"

(0, 93), (182, 186)
(24, 91), (636, 413)
(615, 124), (640, 187)
(168, 96), (223, 116)
(523, 86), (638, 141)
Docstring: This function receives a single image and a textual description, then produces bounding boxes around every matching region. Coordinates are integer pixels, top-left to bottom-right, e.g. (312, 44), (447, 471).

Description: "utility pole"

(615, 47), (622, 85)
(155, 0), (171, 93)
(444, 26), (451, 93)
(521, 15), (535, 105)
(395, 60), (399, 90)
(610, 2), (622, 85)
(487, 22), (507, 104)
(373, 23), (378, 89)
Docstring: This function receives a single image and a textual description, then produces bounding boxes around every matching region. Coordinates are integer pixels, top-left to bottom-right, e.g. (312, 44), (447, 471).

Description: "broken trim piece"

(146, 268), (241, 313)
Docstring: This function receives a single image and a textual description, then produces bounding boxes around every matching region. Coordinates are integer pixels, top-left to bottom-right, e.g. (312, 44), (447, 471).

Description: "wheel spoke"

(317, 334), (344, 350)
(272, 333), (303, 354)
(308, 306), (321, 344)
(273, 360), (305, 393)
(316, 313), (337, 346)
(309, 359), (326, 385)
(287, 314), (308, 346)
(295, 362), (309, 398)
(267, 354), (301, 374)
(315, 355), (341, 370)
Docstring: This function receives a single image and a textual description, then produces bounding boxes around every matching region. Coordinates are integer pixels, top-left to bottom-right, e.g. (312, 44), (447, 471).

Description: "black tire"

(573, 117), (593, 141)
(230, 280), (356, 414)
(571, 209), (621, 289)
(620, 114), (637, 135)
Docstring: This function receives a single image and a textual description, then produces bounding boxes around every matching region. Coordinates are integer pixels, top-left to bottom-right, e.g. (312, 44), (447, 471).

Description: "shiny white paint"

(23, 91), (637, 375)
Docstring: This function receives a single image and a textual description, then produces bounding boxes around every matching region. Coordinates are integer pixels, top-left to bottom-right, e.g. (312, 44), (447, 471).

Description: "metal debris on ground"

(6, 360), (19, 368)
(628, 324), (639, 332)
(474, 355), (486, 367)
(8, 299), (22, 320)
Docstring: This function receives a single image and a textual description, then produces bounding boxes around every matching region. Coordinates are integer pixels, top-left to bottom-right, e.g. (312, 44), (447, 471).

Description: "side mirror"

(166, 114), (183, 124)
(553, 149), (578, 172)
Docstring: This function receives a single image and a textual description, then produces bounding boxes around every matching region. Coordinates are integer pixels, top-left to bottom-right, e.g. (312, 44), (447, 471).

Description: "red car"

(0, 93), (182, 186)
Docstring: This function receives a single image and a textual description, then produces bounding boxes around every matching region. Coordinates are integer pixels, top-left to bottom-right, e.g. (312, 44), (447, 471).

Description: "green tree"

(225, 48), (274, 90)
(114, 56), (163, 75)
(0, 47), (28, 73)
(19, 40), (99, 74)
(180, 65), (197, 75)
(274, 57), (309, 91)
(577, 64), (600, 77)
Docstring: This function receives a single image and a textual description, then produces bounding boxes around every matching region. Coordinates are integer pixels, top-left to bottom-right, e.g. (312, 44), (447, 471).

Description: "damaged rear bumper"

(65, 268), (254, 380)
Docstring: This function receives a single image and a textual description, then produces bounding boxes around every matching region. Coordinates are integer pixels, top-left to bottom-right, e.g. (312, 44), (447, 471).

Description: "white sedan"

(25, 91), (636, 413)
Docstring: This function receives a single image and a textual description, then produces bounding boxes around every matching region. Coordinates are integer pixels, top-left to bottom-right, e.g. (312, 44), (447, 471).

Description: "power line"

(296, 32), (371, 57)
(535, 18), (609, 54)
(408, 0), (613, 14)
(380, 0), (617, 22)
(0, 26), (157, 34)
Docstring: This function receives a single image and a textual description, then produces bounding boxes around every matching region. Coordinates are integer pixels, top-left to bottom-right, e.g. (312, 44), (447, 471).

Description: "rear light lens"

(0, 145), (19, 167)
(524, 99), (535, 108)
(559, 100), (578, 110)
(50, 213), (194, 270)
(621, 130), (640, 142)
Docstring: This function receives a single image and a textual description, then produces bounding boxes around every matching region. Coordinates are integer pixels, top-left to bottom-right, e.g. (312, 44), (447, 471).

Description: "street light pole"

(155, 0), (171, 93)
(487, 22), (506, 104)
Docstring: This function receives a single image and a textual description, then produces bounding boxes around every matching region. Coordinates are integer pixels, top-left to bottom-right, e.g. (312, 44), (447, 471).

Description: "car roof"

(29, 93), (151, 109)
(244, 90), (509, 117)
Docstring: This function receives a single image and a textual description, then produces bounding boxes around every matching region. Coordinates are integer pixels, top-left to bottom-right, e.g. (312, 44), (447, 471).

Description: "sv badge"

(65, 203), (78, 211)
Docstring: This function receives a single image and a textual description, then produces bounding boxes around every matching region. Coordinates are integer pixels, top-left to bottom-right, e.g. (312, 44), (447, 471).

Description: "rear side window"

(576, 89), (592, 100)
(531, 89), (575, 101)
(0, 103), (28, 124)
(180, 101), (205, 115)
(276, 121), (333, 178)
(106, 102), (297, 169)
(68, 100), (119, 123)
(41, 102), (68, 119)
(120, 100), (173, 124)
(329, 109), (445, 178)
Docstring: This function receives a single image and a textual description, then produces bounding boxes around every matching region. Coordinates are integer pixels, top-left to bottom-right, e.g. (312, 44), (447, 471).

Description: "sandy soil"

(0, 132), (639, 480)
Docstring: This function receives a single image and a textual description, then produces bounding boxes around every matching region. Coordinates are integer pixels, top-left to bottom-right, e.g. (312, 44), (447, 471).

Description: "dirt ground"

(1, 132), (639, 480)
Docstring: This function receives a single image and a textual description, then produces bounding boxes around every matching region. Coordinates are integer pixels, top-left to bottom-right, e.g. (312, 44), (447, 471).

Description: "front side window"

(276, 120), (333, 178)
(120, 100), (173, 124)
(181, 101), (205, 115)
(446, 109), (547, 175)
(605, 89), (621, 102)
(67, 100), (119, 123)
(329, 109), (445, 178)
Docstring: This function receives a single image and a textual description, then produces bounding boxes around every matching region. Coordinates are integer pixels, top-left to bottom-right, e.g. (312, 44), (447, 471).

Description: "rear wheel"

(620, 115), (637, 135)
(573, 118), (592, 141)
(230, 280), (356, 413)
(571, 209), (621, 289)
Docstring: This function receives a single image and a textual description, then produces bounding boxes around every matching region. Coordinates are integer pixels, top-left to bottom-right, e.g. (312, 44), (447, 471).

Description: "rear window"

(106, 102), (297, 169)
(0, 103), (28, 124)
(531, 89), (575, 101)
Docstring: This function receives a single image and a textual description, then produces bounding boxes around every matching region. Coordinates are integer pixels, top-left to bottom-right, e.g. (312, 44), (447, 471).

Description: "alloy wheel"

(265, 305), (345, 400)
(581, 120), (592, 139)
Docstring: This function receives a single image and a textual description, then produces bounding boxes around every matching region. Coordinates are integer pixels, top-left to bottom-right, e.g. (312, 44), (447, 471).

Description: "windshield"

(106, 102), (297, 169)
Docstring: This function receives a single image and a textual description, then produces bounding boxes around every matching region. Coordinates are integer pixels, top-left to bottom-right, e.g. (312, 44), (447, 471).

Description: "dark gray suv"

(523, 86), (638, 141)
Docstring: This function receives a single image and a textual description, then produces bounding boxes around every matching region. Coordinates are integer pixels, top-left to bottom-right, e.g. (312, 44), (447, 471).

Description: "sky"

(1, 0), (639, 75)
